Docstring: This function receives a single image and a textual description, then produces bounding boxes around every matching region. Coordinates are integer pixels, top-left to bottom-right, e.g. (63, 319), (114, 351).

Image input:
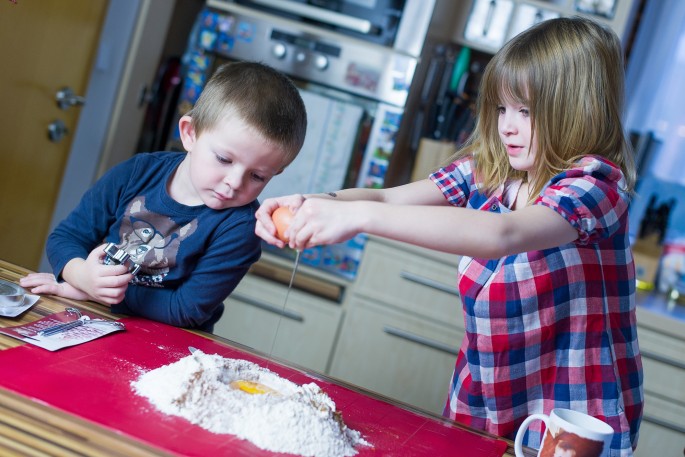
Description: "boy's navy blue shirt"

(47, 152), (261, 332)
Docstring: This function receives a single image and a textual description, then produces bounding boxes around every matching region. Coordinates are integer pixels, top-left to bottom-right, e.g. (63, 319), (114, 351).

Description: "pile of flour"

(131, 350), (369, 457)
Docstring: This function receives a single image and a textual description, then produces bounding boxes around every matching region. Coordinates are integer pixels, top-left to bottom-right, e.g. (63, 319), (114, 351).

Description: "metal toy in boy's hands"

(102, 242), (142, 275)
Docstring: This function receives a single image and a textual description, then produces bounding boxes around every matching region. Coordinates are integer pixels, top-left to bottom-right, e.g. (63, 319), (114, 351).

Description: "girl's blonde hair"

(455, 16), (636, 199)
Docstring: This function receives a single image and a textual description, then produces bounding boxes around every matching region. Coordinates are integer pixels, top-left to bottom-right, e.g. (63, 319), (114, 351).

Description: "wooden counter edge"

(0, 388), (171, 457)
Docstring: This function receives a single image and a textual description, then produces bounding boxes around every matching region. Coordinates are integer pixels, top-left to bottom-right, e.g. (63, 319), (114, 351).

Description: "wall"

(624, 0), (685, 187)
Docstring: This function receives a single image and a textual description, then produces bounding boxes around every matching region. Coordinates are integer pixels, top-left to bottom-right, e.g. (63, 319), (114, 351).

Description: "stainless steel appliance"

(228, 0), (435, 53)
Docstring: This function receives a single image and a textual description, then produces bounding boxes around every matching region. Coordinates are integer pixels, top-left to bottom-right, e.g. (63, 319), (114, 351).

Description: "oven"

(169, 1), (439, 278)
(227, 0), (433, 54)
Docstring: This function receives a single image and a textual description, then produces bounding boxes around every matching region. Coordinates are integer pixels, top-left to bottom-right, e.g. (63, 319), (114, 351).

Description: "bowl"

(0, 279), (27, 307)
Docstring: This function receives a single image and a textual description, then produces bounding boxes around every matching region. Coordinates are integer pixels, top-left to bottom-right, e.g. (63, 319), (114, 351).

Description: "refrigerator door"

(259, 89), (364, 201)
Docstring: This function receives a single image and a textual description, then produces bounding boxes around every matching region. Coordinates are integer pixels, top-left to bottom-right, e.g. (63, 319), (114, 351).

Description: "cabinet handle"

(383, 326), (459, 356)
(642, 414), (685, 434)
(230, 292), (304, 322)
(399, 271), (460, 296)
(641, 349), (685, 371)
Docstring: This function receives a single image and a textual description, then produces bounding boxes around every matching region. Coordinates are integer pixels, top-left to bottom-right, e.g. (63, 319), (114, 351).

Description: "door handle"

(47, 119), (68, 143)
(55, 87), (85, 110)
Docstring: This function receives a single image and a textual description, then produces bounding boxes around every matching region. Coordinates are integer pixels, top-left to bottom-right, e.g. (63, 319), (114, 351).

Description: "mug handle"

(514, 413), (550, 457)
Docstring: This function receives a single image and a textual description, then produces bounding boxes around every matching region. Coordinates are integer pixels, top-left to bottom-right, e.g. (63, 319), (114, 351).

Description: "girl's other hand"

(287, 198), (364, 251)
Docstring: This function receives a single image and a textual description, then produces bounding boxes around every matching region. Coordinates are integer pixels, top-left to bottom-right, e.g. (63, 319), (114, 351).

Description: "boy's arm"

(20, 272), (90, 301)
(47, 159), (133, 279)
(44, 159), (136, 301)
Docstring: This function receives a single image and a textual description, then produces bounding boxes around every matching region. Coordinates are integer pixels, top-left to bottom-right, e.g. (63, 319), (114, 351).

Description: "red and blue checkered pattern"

(431, 156), (643, 456)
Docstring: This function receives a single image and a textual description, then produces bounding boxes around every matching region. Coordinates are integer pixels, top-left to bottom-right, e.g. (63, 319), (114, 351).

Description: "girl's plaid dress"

(431, 156), (643, 456)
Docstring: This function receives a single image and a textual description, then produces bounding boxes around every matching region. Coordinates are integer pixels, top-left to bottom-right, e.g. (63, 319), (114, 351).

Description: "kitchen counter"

(0, 259), (519, 457)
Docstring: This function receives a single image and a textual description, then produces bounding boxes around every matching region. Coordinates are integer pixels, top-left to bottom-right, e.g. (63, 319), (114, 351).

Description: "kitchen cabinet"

(215, 238), (465, 414)
(634, 299), (685, 457)
(329, 237), (464, 415)
(450, 0), (641, 54)
(214, 256), (349, 373)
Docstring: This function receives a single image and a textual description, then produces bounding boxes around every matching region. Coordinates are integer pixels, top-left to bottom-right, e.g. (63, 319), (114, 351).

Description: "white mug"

(514, 408), (614, 457)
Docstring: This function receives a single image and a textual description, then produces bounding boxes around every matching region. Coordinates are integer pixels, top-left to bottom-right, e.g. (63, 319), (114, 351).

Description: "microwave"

(224, 0), (435, 56)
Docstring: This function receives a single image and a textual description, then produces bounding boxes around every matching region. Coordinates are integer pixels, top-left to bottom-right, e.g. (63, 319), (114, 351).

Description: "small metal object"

(38, 307), (125, 337)
(47, 119), (68, 143)
(55, 86), (86, 110)
(102, 243), (142, 275)
(0, 279), (26, 307)
(39, 316), (88, 337)
(64, 307), (82, 318)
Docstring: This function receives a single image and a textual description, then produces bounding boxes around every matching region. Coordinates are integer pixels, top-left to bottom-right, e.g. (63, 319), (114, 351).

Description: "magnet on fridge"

(464, 0), (515, 49)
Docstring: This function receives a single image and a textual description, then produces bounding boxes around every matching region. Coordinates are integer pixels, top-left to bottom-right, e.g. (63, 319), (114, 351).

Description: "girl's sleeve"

(429, 156), (477, 207)
(116, 211), (261, 330)
(46, 159), (135, 278)
(536, 157), (630, 245)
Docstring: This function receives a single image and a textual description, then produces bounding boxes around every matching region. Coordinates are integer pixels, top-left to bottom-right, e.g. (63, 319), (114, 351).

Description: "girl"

(256, 17), (643, 456)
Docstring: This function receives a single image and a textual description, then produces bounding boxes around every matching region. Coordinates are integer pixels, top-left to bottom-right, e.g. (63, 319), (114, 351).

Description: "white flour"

(131, 351), (369, 457)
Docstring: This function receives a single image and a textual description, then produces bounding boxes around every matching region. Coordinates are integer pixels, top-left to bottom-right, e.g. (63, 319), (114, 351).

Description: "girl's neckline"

(504, 179), (529, 210)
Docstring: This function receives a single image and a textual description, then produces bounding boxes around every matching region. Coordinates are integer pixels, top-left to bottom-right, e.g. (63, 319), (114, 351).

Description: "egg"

(229, 379), (278, 395)
(272, 206), (294, 242)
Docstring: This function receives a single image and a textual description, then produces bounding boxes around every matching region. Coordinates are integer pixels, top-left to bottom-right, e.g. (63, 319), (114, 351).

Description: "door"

(0, 0), (108, 270)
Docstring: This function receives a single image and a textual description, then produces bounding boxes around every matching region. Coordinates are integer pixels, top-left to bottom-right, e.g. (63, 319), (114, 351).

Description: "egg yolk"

(230, 380), (277, 395)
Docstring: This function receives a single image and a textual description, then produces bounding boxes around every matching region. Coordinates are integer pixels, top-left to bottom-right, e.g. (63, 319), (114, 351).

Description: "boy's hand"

(20, 272), (90, 301)
(61, 244), (133, 305)
(255, 194), (306, 248)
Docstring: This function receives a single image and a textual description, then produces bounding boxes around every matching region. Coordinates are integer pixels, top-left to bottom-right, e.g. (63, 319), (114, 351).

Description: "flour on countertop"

(131, 351), (370, 457)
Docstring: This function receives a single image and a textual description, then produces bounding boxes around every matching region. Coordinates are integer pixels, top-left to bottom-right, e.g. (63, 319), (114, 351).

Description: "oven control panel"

(205, 3), (416, 107)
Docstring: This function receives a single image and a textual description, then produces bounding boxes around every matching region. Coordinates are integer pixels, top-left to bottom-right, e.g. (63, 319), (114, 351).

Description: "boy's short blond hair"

(188, 61), (307, 167)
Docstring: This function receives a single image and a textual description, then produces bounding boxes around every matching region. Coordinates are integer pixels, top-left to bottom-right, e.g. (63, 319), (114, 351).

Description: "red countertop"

(0, 317), (508, 457)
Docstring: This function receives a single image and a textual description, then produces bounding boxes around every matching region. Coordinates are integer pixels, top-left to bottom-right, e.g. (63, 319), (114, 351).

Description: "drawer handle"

(641, 350), (685, 371)
(400, 271), (460, 296)
(383, 326), (459, 356)
(230, 292), (304, 322)
(642, 414), (685, 434)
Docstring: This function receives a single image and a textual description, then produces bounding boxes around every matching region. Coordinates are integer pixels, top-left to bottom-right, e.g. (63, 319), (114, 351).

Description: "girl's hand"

(286, 198), (365, 251)
(62, 244), (133, 305)
(20, 272), (90, 301)
(255, 194), (306, 248)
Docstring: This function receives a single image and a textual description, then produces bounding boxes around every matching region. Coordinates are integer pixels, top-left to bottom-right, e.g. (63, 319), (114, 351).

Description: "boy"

(21, 61), (307, 332)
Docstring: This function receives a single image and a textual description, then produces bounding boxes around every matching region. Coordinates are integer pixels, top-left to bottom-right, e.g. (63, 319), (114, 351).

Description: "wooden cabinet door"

(329, 297), (462, 415)
(0, 0), (108, 270)
(215, 275), (343, 373)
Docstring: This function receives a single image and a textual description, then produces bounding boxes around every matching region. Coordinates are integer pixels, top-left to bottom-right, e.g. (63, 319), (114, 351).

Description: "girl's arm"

(286, 197), (578, 258)
(255, 179), (448, 247)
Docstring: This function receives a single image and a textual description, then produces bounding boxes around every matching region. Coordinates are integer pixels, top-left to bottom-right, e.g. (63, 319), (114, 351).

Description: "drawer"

(215, 274), (343, 373)
(329, 296), (463, 414)
(641, 355), (685, 406)
(634, 413), (685, 457)
(642, 392), (685, 435)
(638, 324), (685, 367)
(355, 238), (462, 325)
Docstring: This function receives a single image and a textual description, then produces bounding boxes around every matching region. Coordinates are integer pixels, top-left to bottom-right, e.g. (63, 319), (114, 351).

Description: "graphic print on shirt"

(117, 196), (198, 286)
